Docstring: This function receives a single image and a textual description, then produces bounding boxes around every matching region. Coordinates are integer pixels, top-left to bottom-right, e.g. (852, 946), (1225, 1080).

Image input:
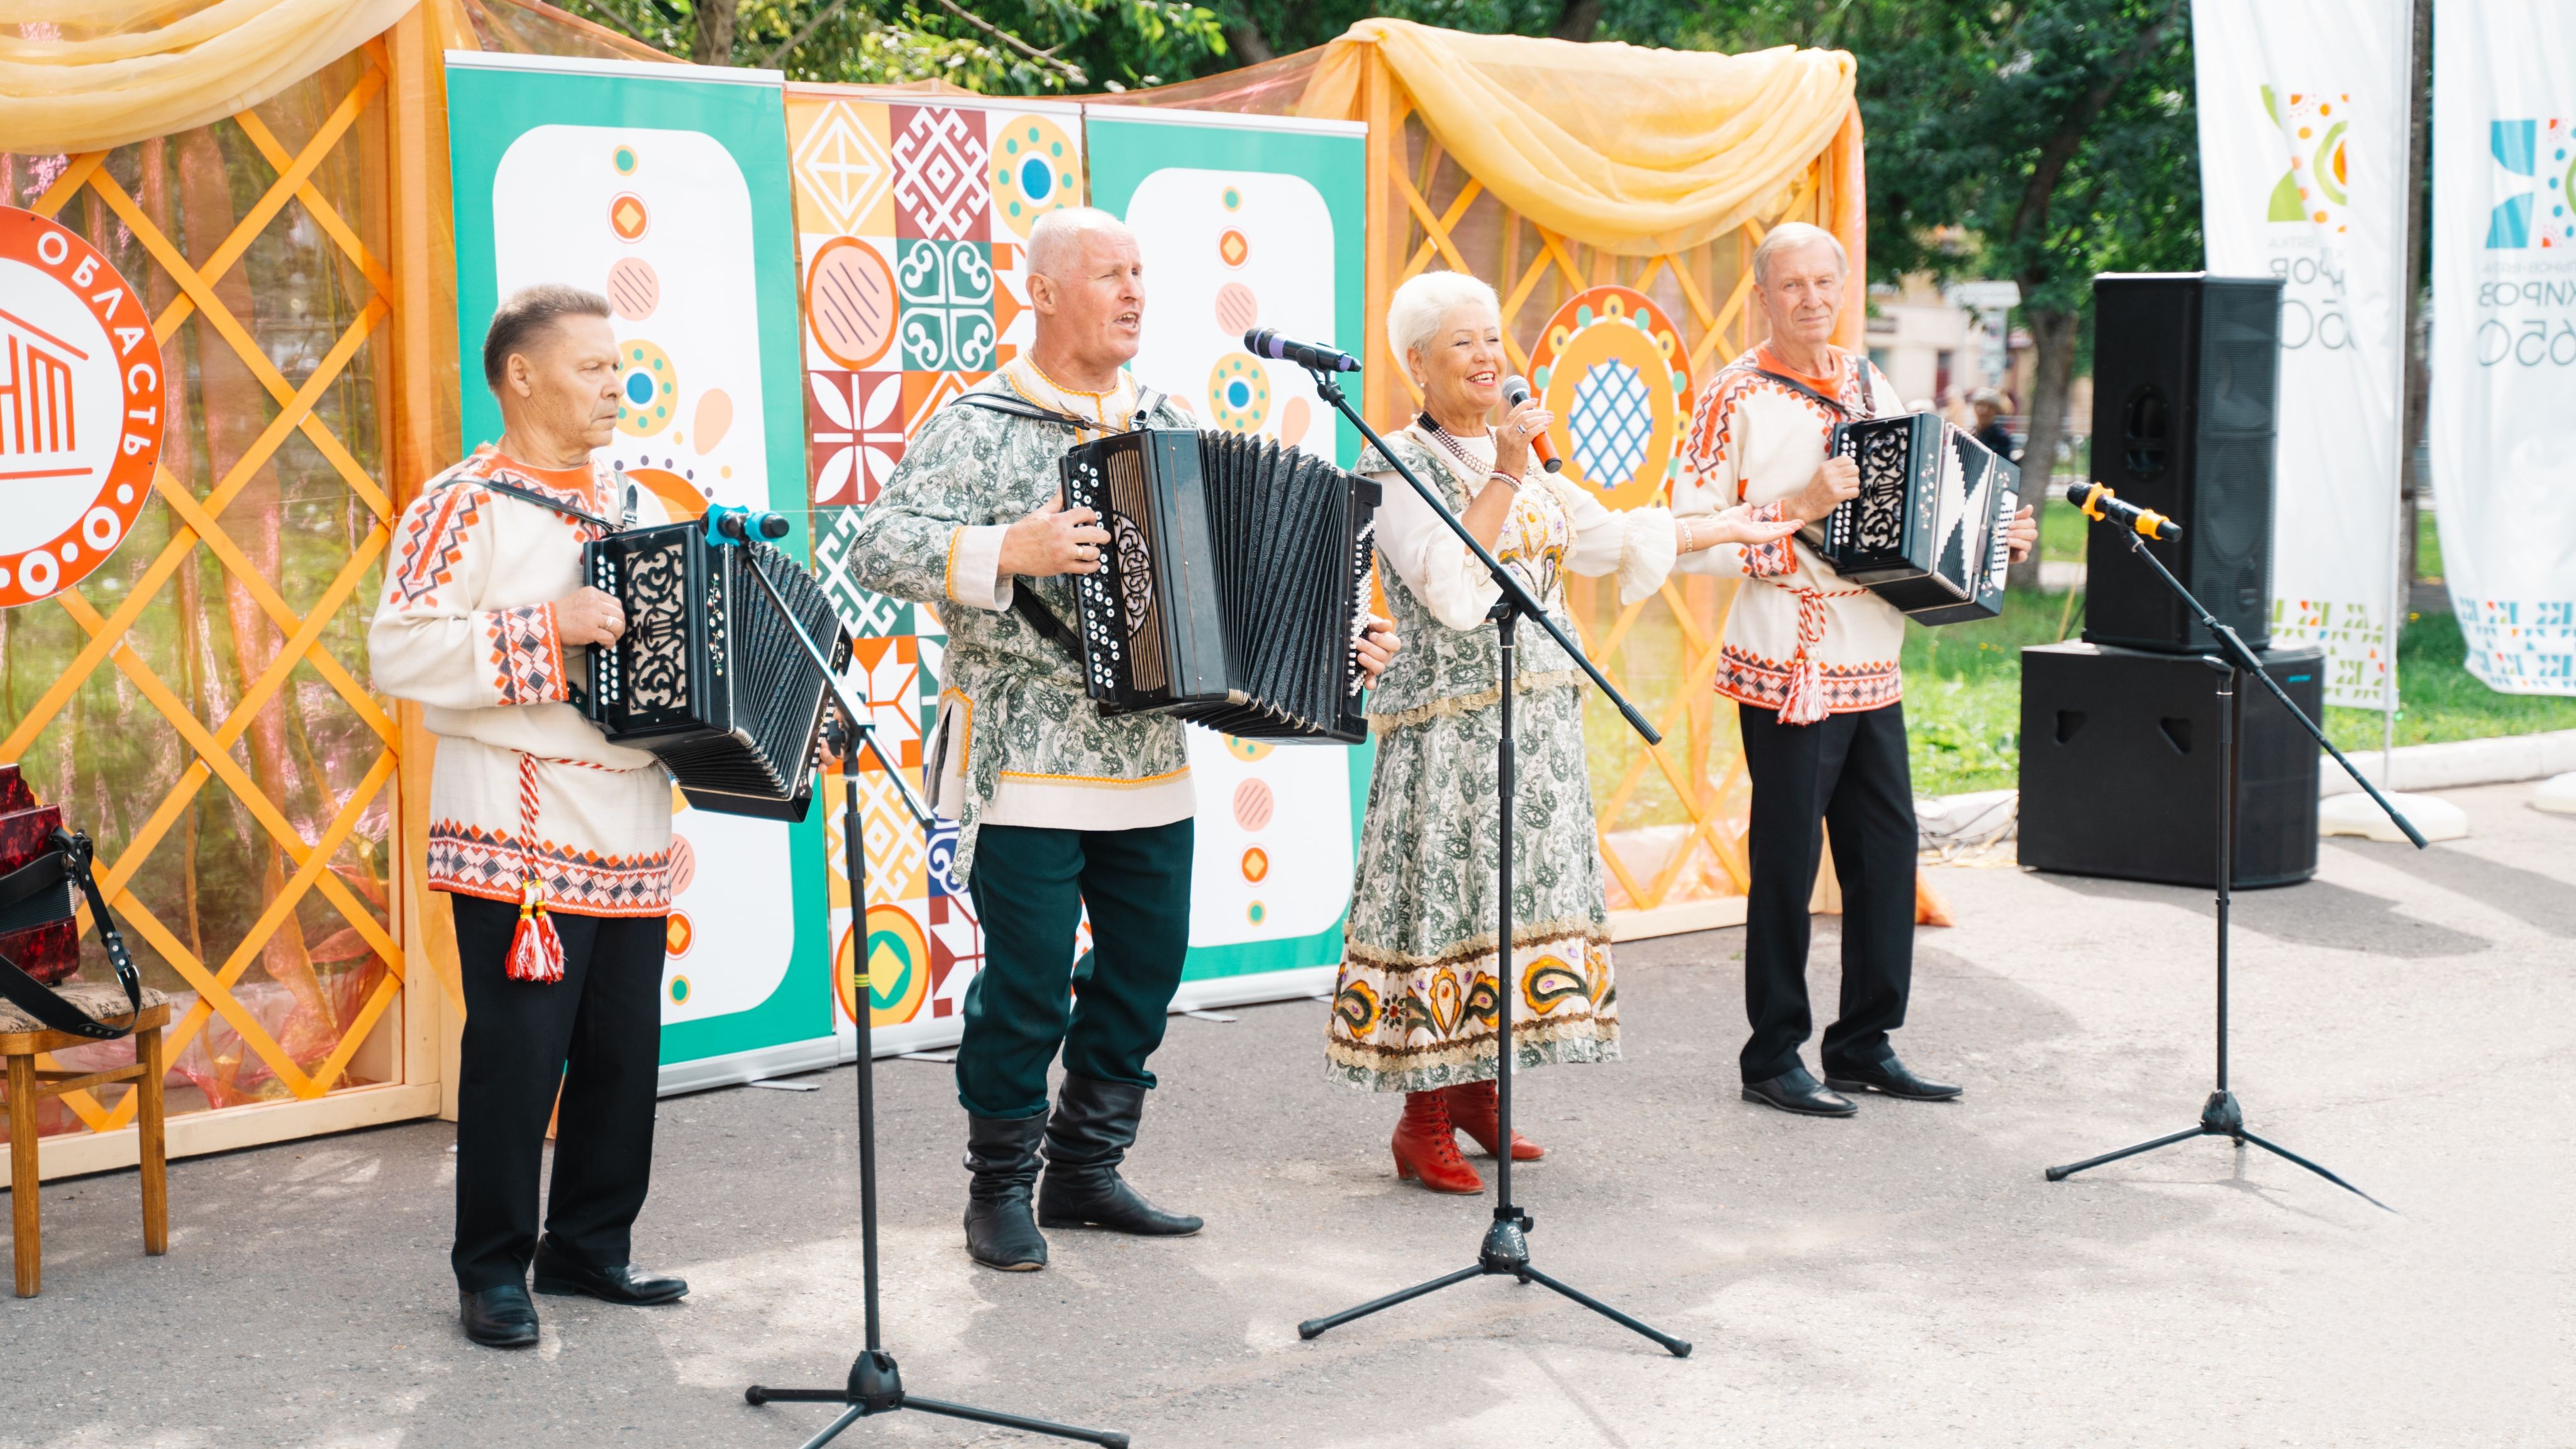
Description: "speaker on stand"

(2083, 273), (2282, 655)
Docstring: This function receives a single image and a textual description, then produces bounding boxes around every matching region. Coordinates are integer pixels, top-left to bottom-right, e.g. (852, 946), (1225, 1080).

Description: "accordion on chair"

(1058, 430), (1380, 743)
(573, 521), (849, 821)
(1804, 412), (2019, 626)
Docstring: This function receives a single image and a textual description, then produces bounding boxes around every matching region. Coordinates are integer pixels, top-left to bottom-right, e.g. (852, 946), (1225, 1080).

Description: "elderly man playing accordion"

(843, 207), (1396, 1271)
(1677, 223), (2038, 1118)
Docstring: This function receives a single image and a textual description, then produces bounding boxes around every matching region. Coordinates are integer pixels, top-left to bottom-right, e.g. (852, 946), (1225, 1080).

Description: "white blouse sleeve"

(1544, 474), (1677, 604)
(1372, 465), (1507, 632)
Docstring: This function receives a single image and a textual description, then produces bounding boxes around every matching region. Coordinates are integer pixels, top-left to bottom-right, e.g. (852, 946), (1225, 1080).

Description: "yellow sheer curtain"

(1298, 18), (1856, 258)
(0, 0), (419, 155)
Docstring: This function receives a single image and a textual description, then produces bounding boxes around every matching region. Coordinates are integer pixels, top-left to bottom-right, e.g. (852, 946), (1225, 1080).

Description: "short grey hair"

(1385, 269), (1501, 363)
(483, 284), (610, 390)
(1026, 206), (1130, 279)
(1750, 221), (1848, 286)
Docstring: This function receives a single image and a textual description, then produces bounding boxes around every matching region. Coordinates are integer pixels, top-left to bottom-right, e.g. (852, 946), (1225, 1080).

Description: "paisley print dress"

(1326, 425), (1677, 1092)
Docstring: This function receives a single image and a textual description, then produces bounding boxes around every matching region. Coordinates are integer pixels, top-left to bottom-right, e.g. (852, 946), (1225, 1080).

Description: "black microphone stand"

(1292, 370), (1690, 1358)
(2043, 523), (2423, 1209)
(728, 545), (1130, 1448)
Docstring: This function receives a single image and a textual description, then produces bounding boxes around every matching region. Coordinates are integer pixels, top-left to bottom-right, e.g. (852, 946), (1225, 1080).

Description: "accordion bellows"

(575, 523), (849, 821)
(1809, 412), (2019, 626)
(1061, 430), (1380, 743)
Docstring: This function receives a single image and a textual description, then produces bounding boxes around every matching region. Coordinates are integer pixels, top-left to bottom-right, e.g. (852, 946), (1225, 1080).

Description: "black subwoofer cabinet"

(2018, 641), (2321, 888)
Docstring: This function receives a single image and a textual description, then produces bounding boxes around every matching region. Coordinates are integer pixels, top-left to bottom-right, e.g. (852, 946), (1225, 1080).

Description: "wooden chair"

(2, 982), (170, 1297)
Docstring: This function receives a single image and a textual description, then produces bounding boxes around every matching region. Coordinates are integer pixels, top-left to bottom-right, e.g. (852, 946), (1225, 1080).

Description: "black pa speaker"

(2084, 274), (2280, 653)
(2018, 641), (2321, 889)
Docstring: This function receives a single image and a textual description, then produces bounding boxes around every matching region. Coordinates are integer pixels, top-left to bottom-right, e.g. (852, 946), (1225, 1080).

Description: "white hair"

(1750, 221), (1848, 285)
(1385, 269), (1501, 363)
(1026, 206), (1131, 279)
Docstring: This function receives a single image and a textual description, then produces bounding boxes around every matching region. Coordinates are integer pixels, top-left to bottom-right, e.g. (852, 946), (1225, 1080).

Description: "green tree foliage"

(1686, 3), (2200, 523)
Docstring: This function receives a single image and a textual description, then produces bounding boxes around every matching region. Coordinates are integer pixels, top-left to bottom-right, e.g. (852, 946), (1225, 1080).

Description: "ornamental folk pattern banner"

(2192, 0), (2412, 709)
(786, 94), (1375, 1057)
(787, 89), (1088, 1057)
(2429, 0), (2576, 692)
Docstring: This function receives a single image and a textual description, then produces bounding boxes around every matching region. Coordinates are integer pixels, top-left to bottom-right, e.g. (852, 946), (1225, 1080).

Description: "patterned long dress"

(1326, 425), (1676, 1092)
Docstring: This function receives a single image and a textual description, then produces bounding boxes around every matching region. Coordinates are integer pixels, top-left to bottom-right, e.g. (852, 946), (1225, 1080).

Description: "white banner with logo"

(2193, 0), (2411, 709)
(2429, 0), (2576, 693)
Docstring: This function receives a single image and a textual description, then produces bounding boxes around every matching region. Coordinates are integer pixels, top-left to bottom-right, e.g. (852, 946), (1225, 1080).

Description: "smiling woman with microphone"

(1323, 269), (1797, 1192)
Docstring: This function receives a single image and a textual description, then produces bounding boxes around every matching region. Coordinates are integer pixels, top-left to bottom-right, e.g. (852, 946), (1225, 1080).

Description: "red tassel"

(506, 880), (565, 984)
(1779, 655), (1828, 725)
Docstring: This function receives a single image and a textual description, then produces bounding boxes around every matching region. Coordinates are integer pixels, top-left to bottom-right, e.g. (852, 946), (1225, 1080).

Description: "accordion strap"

(950, 388), (1167, 433)
(950, 392), (1101, 431)
(1011, 591), (1087, 669)
(0, 830), (145, 1041)
(478, 477), (623, 532)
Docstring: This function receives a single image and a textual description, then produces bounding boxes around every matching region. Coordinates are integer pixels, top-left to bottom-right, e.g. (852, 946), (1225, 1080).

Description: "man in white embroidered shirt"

(1678, 224), (2039, 1119)
(370, 286), (686, 1349)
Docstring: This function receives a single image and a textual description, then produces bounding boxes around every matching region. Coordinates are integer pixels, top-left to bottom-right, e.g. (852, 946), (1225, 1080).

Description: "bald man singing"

(844, 208), (1395, 1271)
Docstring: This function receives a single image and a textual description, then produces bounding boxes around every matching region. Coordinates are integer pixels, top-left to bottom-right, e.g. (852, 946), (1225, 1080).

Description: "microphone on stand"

(1243, 327), (1363, 374)
(2065, 481), (2180, 541)
(1501, 374), (1563, 474)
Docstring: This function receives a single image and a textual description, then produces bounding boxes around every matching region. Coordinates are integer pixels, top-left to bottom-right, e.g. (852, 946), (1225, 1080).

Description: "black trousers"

(450, 894), (667, 1292)
(1737, 700), (1918, 1082)
(956, 819), (1194, 1120)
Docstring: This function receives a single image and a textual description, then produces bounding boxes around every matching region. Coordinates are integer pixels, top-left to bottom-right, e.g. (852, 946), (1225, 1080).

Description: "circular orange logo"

(665, 910), (694, 958)
(0, 206), (165, 609)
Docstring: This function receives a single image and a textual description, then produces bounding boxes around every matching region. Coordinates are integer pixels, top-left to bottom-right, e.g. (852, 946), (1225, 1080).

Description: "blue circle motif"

(1226, 379), (1252, 407)
(625, 372), (655, 404)
(1020, 155), (1054, 203)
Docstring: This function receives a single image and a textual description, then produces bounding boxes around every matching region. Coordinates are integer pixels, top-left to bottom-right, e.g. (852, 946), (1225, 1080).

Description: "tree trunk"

(1224, 20), (1274, 65)
(691, 0), (739, 65)
(1553, 0), (1602, 42)
(2011, 304), (2081, 592)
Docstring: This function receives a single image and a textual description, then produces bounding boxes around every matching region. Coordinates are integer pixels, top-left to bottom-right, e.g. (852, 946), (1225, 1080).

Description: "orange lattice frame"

(6, 47), (406, 1130)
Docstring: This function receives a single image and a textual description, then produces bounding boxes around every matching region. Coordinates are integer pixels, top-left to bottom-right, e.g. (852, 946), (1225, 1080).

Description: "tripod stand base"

(2045, 1091), (2390, 1211)
(1296, 1209), (1692, 1357)
(748, 1350), (1130, 1449)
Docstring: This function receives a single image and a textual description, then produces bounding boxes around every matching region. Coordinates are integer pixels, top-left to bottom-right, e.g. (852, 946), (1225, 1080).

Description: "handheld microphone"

(705, 504), (793, 547)
(2065, 481), (2180, 542)
(1501, 374), (1563, 473)
(1243, 327), (1362, 374)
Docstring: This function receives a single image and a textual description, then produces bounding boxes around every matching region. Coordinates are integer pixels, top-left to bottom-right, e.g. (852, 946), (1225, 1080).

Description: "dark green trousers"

(957, 818), (1194, 1119)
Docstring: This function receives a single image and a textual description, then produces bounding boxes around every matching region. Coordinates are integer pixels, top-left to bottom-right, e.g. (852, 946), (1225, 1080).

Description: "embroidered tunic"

(839, 360), (1195, 881)
(370, 446), (675, 917)
(1677, 343), (1905, 721)
(1326, 425), (1675, 1093)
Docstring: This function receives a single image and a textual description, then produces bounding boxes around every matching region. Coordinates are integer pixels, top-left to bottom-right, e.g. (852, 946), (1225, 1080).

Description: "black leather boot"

(1036, 1074), (1202, 1236)
(963, 1113), (1049, 1271)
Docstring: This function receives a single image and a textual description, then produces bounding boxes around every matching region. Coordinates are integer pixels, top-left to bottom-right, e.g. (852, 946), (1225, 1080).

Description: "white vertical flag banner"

(2194, 0), (2412, 710)
(2430, 0), (2576, 694)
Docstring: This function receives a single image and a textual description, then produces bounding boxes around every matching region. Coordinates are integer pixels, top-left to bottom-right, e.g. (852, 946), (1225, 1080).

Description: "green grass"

(1901, 587), (2085, 797)
(1896, 589), (2576, 797)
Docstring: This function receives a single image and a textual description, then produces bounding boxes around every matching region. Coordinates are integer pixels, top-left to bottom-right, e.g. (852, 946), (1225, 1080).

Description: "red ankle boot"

(1441, 1079), (1545, 1160)
(1391, 1091), (1484, 1193)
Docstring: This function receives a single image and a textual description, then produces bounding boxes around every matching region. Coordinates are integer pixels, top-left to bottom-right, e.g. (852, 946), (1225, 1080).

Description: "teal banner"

(445, 53), (831, 1086)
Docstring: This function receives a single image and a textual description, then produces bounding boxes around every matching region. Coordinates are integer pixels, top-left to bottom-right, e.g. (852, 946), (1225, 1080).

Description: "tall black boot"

(1036, 1074), (1202, 1236)
(963, 1113), (1048, 1271)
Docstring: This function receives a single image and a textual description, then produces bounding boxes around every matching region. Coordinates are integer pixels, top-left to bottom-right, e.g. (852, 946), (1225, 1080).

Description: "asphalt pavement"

(3, 782), (2568, 1448)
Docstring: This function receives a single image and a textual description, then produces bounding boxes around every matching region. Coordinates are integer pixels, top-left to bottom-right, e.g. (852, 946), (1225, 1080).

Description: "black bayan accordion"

(573, 521), (849, 821)
(1058, 430), (1379, 743)
(1806, 412), (2019, 626)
